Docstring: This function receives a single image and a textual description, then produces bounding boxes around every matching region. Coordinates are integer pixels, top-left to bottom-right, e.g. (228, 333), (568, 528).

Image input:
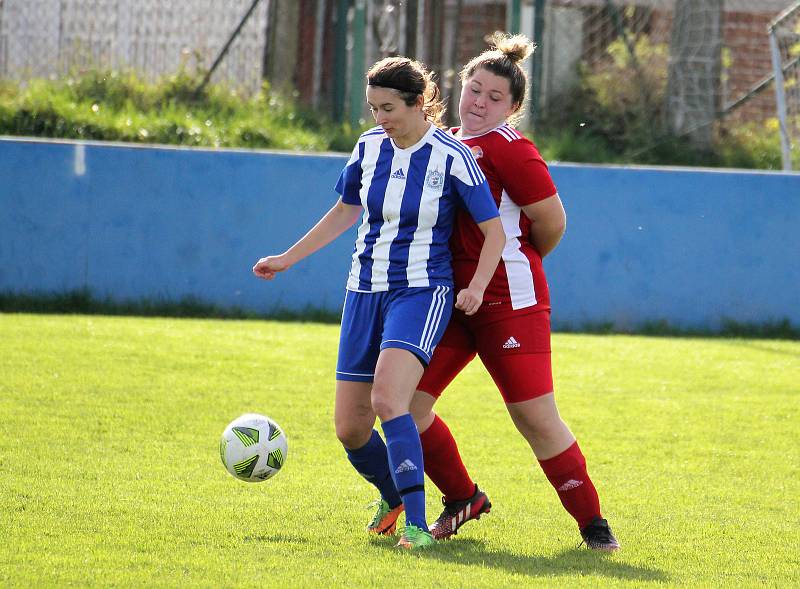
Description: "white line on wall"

(74, 144), (86, 176)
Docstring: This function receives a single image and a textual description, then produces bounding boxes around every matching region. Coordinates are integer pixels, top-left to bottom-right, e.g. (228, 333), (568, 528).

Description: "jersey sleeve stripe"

(509, 125), (522, 139)
(495, 124), (520, 142)
(433, 129), (484, 181)
(432, 129), (485, 185)
(360, 126), (387, 139)
(431, 136), (475, 185)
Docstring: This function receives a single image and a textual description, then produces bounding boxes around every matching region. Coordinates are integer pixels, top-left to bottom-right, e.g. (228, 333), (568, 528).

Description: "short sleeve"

(448, 140), (487, 188)
(335, 142), (364, 205)
(453, 177), (499, 224)
(447, 142), (499, 224)
(492, 139), (557, 205)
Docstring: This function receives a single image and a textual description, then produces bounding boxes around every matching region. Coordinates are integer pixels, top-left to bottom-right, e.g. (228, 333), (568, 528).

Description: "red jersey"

(450, 123), (557, 312)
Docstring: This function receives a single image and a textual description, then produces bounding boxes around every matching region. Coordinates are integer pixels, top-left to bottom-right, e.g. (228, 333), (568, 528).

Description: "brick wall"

(723, 10), (778, 124)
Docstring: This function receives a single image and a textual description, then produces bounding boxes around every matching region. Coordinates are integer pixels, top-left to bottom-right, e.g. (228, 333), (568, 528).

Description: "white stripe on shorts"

(419, 285), (449, 354)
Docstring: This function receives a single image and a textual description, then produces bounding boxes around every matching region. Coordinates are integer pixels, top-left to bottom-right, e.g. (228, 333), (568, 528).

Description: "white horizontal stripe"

(381, 340), (432, 360)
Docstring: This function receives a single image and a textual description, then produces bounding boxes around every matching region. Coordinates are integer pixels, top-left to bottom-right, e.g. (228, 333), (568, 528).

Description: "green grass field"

(1, 313), (797, 587)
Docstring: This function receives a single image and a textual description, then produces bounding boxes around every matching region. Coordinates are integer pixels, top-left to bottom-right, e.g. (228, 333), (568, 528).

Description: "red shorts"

(418, 308), (553, 403)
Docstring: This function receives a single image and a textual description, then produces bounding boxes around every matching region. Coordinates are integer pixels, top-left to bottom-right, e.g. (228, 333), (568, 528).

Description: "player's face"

(366, 86), (424, 146)
(459, 68), (517, 136)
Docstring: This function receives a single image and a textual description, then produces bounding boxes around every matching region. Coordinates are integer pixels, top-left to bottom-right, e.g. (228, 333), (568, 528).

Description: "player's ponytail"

(367, 57), (446, 127)
(491, 32), (535, 65)
(460, 31), (536, 123)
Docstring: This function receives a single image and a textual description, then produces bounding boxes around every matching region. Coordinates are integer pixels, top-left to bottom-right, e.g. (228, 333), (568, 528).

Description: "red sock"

(538, 441), (602, 529)
(419, 414), (475, 502)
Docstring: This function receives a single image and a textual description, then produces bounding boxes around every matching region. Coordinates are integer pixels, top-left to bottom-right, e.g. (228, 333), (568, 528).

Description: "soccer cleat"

(396, 524), (435, 549)
(429, 485), (492, 540)
(366, 499), (404, 536)
(580, 517), (621, 552)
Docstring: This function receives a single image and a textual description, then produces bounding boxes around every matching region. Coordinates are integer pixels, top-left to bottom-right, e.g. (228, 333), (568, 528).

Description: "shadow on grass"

(555, 318), (799, 341)
(380, 538), (668, 582)
(718, 339), (800, 358)
(0, 288), (340, 324)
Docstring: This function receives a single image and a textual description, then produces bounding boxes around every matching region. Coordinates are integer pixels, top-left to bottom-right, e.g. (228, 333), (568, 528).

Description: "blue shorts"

(336, 286), (454, 382)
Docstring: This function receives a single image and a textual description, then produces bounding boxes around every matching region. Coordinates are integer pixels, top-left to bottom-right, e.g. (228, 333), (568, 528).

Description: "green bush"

(0, 64), (788, 169)
(715, 119), (788, 170)
(0, 69), (365, 152)
(581, 36), (669, 153)
(535, 36), (786, 170)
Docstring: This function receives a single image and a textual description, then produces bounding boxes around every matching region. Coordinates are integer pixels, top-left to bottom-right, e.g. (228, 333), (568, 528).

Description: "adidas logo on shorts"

(502, 336), (521, 349)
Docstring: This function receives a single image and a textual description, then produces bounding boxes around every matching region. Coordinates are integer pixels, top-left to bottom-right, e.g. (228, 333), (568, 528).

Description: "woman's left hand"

(455, 286), (484, 316)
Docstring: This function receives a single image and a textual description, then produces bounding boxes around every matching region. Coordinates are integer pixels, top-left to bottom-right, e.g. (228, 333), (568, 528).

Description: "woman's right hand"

(252, 254), (291, 280)
(455, 285), (485, 316)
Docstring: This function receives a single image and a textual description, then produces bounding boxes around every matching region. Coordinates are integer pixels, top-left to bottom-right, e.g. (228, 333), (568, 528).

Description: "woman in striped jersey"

(411, 33), (620, 551)
(253, 57), (506, 549)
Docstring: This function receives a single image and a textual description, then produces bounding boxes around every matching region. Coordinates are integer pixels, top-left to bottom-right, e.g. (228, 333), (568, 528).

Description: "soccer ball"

(220, 413), (288, 482)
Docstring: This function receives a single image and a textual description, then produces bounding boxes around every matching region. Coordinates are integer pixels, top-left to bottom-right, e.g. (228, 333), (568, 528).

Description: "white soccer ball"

(220, 413), (288, 483)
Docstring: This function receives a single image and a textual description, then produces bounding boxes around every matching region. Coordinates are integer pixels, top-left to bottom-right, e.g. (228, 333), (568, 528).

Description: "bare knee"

(370, 389), (399, 422)
(507, 395), (573, 451)
(334, 380), (375, 449)
(409, 390), (437, 432)
(335, 419), (373, 449)
(515, 412), (565, 443)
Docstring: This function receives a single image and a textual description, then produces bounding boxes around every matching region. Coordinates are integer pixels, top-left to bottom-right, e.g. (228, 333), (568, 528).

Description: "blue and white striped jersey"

(335, 124), (498, 292)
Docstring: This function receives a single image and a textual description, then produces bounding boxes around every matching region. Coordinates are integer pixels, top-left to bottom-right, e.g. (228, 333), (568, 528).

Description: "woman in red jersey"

(411, 32), (620, 551)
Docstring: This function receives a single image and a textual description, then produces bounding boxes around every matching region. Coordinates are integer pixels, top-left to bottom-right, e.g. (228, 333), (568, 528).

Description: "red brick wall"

(723, 11), (777, 124)
(456, 3), (507, 67)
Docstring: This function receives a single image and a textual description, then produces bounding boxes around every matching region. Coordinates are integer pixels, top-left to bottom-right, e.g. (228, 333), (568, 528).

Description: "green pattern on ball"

(268, 423), (282, 441)
(219, 438), (228, 466)
(233, 454), (259, 478)
(233, 427), (259, 447)
(267, 448), (284, 469)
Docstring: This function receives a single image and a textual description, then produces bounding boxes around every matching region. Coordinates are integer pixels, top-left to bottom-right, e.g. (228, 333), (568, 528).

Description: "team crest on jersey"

(425, 169), (444, 190)
(470, 146), (484, 159)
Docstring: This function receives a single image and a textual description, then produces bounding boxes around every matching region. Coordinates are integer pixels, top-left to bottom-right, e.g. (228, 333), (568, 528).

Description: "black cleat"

(429, 485), (492, 540)
(580, 517), (621, 552)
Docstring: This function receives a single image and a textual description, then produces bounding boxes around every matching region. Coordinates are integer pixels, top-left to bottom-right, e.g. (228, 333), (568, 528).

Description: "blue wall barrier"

(2, 137), (798, 330)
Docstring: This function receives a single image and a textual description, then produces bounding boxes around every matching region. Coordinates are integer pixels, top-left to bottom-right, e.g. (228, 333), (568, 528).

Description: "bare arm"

(253, 198), (363, 280)
(522, 193), (566, 258)
(455, 216), (506, 316)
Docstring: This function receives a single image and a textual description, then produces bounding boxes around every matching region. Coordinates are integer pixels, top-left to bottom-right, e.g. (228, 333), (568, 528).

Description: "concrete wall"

(550, 163), (799, 330)
(2, 137), (798, 330)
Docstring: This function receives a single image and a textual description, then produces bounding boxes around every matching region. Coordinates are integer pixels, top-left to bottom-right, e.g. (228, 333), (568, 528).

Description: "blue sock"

(381, 413), (428, 531)
(344, 429), (402, 508)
